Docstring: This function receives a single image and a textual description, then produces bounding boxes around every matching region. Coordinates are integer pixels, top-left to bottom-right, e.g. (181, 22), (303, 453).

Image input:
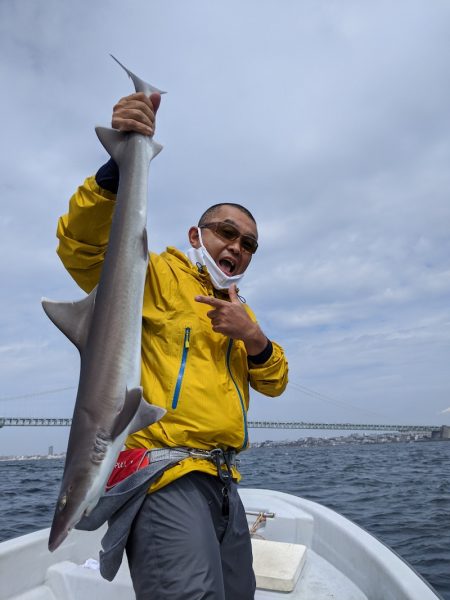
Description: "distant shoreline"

(1, 431), (446, 462)
(251, 430), (437, 448)
(0, 453), (66, 462)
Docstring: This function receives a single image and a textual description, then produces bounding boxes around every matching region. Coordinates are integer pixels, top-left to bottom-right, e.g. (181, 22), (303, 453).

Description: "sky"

(0, 0), (449, 455)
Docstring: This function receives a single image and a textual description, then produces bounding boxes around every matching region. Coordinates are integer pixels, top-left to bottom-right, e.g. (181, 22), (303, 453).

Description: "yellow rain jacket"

(56, 176), (288, 490)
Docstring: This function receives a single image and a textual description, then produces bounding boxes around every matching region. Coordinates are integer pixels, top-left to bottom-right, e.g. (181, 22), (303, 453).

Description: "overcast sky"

(1, 0), (449, 455)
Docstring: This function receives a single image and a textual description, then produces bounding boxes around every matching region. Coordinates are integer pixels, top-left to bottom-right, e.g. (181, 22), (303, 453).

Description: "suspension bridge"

(0, 417), (446, 435)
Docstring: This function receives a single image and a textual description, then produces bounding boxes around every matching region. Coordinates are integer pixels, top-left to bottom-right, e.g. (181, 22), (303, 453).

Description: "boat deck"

(0, 534), (366, 600)
(0, 488), (441, 600)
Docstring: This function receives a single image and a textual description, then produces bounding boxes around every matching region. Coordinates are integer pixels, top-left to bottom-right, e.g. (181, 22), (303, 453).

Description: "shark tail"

(110, 54), (166, 96)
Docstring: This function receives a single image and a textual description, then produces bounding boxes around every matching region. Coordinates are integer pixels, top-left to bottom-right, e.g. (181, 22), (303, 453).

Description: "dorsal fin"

(41, 287), (97, 352)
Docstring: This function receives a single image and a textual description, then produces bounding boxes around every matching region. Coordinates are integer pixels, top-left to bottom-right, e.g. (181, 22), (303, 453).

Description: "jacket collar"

(162, 247), (230, 300)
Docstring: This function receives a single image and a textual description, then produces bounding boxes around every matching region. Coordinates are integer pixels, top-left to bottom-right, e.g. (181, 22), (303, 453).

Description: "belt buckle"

(210, 448), (232, 486)
(187, 448), (209, 459)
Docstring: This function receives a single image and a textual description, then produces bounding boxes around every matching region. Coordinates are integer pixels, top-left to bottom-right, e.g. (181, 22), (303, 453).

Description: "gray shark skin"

(42, 57), (165, 552)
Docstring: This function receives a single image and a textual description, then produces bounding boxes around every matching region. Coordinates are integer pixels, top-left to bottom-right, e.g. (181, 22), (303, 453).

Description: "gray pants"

(126, 471), (256, 600)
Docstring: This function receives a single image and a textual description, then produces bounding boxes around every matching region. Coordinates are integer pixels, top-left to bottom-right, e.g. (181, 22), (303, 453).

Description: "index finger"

(125, 92), (155, 106)
(194, 295), (226, 308)
(228, 283), (241, 303)
(132, 91), (161, 113)
(117, 93), (155, 115)
(150, 92), (161, 113)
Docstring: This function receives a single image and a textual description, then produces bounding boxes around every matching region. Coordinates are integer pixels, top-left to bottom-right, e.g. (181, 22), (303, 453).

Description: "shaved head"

(198, 203), (256, 227)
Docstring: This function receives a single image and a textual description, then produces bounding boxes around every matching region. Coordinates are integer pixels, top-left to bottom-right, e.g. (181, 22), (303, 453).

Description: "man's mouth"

(218, 258), (237, 275)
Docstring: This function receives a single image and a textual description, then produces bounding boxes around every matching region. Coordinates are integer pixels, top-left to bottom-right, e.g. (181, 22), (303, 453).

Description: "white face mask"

(185, 228), (245, 291)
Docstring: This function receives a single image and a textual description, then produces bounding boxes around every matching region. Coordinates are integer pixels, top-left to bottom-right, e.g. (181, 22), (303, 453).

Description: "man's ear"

(188, 226), (201, 248)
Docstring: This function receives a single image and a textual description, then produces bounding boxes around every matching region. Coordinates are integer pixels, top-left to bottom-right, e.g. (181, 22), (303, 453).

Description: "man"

(56, 91), (288, 599)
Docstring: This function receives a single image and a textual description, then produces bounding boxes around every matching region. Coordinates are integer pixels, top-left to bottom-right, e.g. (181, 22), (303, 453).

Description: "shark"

(42, 56), (165, 552)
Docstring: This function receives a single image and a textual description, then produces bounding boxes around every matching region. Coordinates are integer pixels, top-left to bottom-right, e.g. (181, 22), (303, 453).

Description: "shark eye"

(58, 494), (67, 511)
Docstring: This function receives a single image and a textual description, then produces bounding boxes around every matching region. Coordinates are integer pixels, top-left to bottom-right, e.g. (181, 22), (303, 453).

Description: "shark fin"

(111, 386), (166, 439)
(129, 396), (166, 435)
(149, 139), (163, 159)
(95, 127), (163, 166)
(42, 287), (97, 352)
(95, 127), (128, 165)
(110, 54), (166, 96)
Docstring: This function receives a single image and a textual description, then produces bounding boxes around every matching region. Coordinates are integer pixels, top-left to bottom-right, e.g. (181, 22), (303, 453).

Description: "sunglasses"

(200, 221), (258, 254)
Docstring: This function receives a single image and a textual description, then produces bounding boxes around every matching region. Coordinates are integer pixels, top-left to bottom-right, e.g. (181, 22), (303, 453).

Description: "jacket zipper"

(226, 339), (248, 449)
(171, 327), (191, 409)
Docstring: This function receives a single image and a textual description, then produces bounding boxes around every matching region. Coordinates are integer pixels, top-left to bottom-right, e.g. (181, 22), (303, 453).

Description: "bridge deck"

(0, 417), (440, 432)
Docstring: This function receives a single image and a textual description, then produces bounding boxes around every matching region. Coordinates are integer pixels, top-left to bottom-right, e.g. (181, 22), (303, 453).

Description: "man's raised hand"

(111, 92), (161, 137)
(195, 284), (268, 355)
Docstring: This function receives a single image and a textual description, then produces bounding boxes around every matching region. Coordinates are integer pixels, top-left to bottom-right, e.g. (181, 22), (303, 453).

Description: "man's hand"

(195, 284), (268, 356)
(111, 92), (161, 136)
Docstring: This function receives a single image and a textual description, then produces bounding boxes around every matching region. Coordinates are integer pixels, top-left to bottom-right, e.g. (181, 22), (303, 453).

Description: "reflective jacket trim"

(226, 339), (248, 449)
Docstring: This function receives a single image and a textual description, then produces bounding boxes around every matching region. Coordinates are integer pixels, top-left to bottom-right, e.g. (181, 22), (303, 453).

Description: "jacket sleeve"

(243, 304), (289, 397)
(56, 176), (117, 293)
(248, 340), (289, 397)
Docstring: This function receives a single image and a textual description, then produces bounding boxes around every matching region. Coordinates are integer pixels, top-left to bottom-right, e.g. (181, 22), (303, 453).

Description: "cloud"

(1, 0), (450, 454)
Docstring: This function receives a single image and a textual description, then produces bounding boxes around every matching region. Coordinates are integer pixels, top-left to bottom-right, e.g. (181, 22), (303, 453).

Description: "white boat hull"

(0, 488), (441, 600)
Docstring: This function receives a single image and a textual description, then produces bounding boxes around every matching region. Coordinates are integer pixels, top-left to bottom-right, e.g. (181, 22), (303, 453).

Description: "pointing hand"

(195, 284), (268, 355)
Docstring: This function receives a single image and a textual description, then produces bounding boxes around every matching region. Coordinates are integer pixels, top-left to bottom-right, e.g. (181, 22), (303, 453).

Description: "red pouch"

(106, 448), (150, 491)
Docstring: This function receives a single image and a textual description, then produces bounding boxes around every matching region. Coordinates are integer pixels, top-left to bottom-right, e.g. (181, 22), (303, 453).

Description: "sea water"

(1, 441), (449, 598)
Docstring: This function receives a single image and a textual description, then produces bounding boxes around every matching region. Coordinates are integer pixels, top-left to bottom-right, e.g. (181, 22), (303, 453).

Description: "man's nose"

(226, 238), (242, 254)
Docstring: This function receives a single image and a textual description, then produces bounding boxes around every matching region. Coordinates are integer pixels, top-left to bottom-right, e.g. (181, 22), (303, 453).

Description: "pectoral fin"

(42, 287), (97, 353)
(129, 397), (166, 435)
(111, 386), (166, 439)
